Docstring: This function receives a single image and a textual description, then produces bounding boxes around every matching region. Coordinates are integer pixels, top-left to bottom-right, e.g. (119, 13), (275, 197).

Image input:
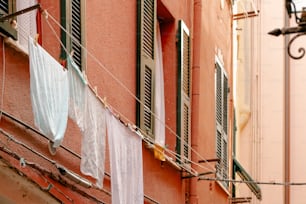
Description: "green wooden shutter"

(70, 0), (82, 69)
(137, 0), (156, 137)
(0, 0), (17, 40)
(176, 20), (191, 164)
(215, 60), (229, 188)
(60, 0), (67, 60)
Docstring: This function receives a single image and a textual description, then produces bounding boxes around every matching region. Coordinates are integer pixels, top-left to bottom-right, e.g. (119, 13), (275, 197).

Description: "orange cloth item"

(153, 144), (166, 162)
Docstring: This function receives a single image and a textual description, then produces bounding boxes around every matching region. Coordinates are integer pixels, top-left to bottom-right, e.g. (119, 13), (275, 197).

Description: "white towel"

(29, 37), (69, 148)
(107, 110), (144, 204)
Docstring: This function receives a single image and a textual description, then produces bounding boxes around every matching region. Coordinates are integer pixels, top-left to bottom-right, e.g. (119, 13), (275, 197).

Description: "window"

(16, 0), (37, 52)
(61, 0), (84, 69)
(215, 58), (229, 188)
(0, 0), (17, 40)
(136, 0), (156, 138)
(176, 20), (191, 165)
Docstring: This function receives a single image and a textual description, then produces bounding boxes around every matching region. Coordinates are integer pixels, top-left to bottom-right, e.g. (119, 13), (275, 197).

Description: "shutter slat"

(223, 74), (228, 134)
(183, 31), (190, 97)
(183, 103), (190, 160)
(143, 65), (153, 132)
(143, 0), (155, 59)
(0, 0), (9, 13)
(216, 63), (222, 125)
(71, 0), (82, 68)
(215, 59), (229, 188)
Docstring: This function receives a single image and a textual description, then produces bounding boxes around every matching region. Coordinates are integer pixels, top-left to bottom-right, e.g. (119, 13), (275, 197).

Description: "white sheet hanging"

(67, 57), (106, 189)
(154, 22), (166, 147)
(107, 110), (144, 204)
(67, 56), (87, 131)
(29, 37), (69, 148)
(80, 88), (106, 189)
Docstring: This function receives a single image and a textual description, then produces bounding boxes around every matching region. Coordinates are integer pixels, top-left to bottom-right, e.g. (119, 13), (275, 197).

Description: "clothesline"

(41, 9), (217, 173)
(0, 110), (161, 204)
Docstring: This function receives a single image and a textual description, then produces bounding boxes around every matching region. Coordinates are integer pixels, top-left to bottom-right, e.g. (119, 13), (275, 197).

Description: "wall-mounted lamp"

(57, 165), (92, 188)
(268, 0), (306, 59)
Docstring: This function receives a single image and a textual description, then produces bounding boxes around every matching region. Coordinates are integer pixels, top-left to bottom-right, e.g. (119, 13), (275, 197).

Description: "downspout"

(190, 0), (201, 203)
(36, 0), (42, 45)
(284, 9), (290, 204)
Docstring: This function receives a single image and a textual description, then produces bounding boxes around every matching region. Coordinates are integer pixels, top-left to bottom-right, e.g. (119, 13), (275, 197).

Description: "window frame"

(0, 0), (17, 40)
(176, 20), (191, 166)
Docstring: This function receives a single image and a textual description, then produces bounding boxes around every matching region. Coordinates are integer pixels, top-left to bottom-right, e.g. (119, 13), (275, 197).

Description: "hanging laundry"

(67, 58), (106, 189)
(67, 56), (87, 131)
(107, 110), (144, 204)
(80, 88), (106, 189)
(154, 22), (166, 161)
(28, 37), (69, 148)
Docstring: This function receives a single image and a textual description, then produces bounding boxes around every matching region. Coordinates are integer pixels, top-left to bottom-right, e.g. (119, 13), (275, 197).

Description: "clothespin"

(102, 97), (108, 109)
(70, 50), (75, 57)
(10, 19), (17, 30)
(42, 9), (49, 19)
(34, 34), (39, 46)
(93, 86), (98, 96)
(82, 71), (88, 84)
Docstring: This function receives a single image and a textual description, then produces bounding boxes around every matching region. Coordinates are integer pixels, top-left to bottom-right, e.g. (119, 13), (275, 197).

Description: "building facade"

(0, 0), (241, 203)
(234, 0), (306, 203)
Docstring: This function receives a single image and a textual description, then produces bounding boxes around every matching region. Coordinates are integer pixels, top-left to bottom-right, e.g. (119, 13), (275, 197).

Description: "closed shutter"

(70, 0), (82, 69)
(176, 20), (191, 164)
(215, 60), (229, 188)
(137, 0), (156, 137)
(0, 0), (17, 40)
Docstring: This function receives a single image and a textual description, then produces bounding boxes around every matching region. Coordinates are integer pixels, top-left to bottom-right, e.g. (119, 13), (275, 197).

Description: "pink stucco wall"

(0, 0), (234, 203)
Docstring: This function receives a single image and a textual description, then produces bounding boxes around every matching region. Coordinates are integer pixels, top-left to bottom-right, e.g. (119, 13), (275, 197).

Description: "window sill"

(4, 37), (28, 56)
(216, 180), (231, 196)
(143, 140), (182, 171)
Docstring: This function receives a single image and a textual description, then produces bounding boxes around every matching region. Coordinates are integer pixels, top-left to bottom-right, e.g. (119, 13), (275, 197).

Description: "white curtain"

(16, 0), (37, 52)
(107, 110), (144, 204)
(154, 23), (166, 146)
(29, 37), (69, 148)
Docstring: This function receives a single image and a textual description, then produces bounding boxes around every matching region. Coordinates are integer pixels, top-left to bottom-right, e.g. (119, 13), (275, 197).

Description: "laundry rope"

(43, 10), (217, 173)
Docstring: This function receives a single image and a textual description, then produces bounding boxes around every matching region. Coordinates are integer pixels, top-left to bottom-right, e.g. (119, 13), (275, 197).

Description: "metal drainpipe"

(36, 0), (42, 45)
(189, 0), (201, 203)
(284, 9), (290, 204)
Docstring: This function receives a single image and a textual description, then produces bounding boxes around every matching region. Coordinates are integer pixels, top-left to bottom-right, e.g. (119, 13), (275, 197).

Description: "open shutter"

(137, 0), (156, 137)
(0, 0), (17, 40)
(70, 0), (82, 68)
(176, 20), (191, 164)
(216, 62), (223, 176)
(215, 60), (229, 188)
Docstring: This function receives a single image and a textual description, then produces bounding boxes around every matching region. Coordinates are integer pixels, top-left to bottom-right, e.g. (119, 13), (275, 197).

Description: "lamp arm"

(287, 32), (306, 59)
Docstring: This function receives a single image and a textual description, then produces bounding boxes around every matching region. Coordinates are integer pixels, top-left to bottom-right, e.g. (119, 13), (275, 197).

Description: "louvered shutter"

(0, 0), (17, 40)
(177, 20), (191, 164)
(215, 61), (229, 188)
(70, 0), (82, 68)
(137, 0), (156, 137)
